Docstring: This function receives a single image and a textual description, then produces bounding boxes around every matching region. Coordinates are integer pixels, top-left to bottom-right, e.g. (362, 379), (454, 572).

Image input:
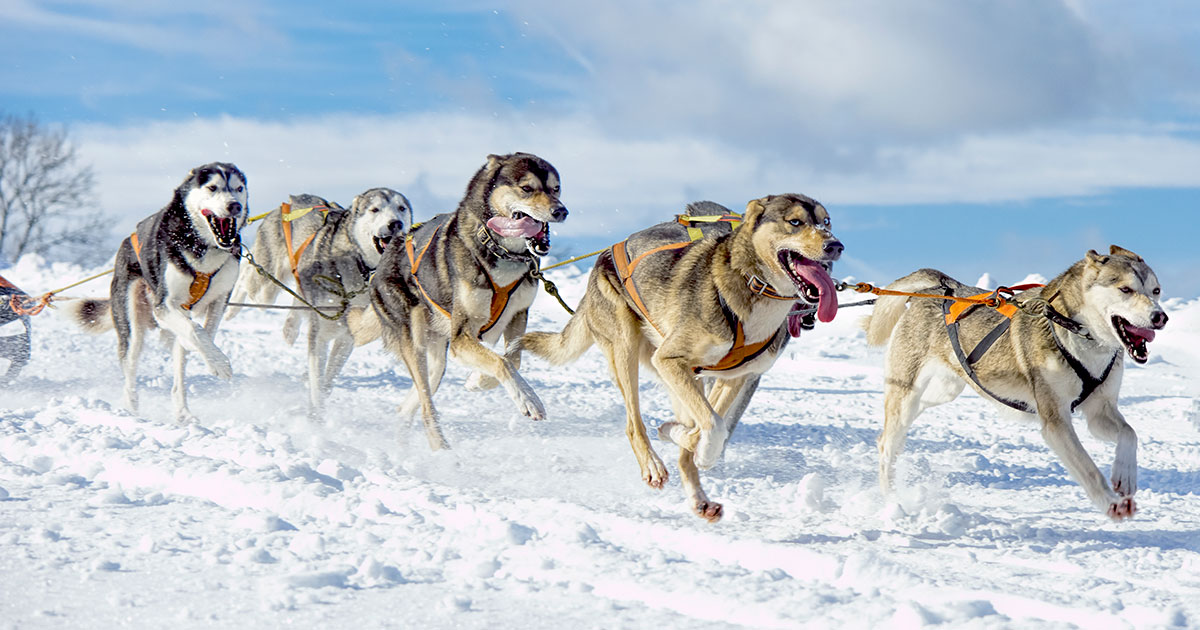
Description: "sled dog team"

(68, 156), (1169, 523)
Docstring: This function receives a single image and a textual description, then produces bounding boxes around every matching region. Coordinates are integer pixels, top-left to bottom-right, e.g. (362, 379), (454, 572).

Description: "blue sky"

(3, 1), (1199, 296)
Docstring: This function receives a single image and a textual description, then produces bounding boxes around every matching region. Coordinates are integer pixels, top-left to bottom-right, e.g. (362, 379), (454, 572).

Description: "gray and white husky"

(863, 245), (1168, 521)
(72, 163), (248, 423)
(282, 189), (411, 418)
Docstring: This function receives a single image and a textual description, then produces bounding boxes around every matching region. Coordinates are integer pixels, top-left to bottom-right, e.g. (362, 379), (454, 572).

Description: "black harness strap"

(943, 297), (1034, 413)
(1050, 329), (1119, 411)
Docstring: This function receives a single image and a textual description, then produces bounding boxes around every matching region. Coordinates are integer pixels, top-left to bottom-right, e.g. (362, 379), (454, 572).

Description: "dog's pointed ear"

(742, 197), (768, 225)
(1109, 244), (1144, 262)
(486, 154), (503, 172)
(1085, 249), (1110, 266)
(350, 194), (362, 212)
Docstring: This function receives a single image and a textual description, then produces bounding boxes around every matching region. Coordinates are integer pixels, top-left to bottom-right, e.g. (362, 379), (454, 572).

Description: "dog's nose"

(227, 201), (243, 215)
(387, 220), (404, 235)
(823, 239), (844, 260)
(551, 206), (569, 222)
(1151, 310), (1168, 329)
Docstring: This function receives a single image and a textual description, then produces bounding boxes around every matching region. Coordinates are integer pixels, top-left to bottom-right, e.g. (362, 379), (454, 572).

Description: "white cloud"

(76, 112), (1200, 247)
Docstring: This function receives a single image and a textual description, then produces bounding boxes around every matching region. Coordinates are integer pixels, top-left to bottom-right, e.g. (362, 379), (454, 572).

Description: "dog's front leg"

(170, 339), (197, 423)
(154, 305), (232, 380)
(306, 315), (330, 418)
(1037, 396), (1134, 520)
(465, 310), (527, 392)
(651, 349), (726, 469)
(707, 375), (757, 447)
(448, 317), (544, 421)
(1082, 395), (1138, 498)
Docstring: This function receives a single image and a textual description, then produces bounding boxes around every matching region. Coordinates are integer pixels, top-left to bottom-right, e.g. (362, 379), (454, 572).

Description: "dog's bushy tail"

(67, 298), (114, 333)
(515, 305), (594, 366)
(861, 269), (946, 347)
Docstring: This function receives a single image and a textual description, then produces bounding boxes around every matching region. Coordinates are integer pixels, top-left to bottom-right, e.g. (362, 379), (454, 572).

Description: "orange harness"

(130, 232), (211, 311)
(610, 232), (780, 374)
(279, 202), (321, 288)
(405, 221), (522, 339)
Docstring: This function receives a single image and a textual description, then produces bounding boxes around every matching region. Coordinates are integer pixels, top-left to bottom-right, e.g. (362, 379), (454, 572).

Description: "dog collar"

(746, 274), (797, 300)
(477, 225), (535, 265)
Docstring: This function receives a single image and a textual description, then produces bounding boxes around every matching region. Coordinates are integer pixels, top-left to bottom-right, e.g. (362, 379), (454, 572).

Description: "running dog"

(863, 245), (1168, 520)
(71, 162), (248, 422)
(226, 192), (346, 324)
(358, 152), (567, 450)
(287, 189), (411, 418)
(519, 194), (843, 521)
(0, 274), (32, 383)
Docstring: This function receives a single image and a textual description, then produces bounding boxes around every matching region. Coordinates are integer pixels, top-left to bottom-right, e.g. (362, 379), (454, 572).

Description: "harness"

(129, 232), (211, 311)
(405, 217), (524, 339)
(280, 201), (336, 287)
(611, 213), (791, 374)
(943, 285), (1118, 413)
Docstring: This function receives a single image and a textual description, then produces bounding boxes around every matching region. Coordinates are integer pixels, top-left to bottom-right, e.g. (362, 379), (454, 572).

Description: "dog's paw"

(464, 372), (500, 391)
(693, 423), (729, 470)
(1107, 496), (1137, 521)
(693, 499), (723, 523)
(208, 353), (234, 380)
(658, 422), (698, 450)
(175, 408), (200, 425)
(511, 387), (545, 421)
(641, 454), (668, 489)
(1111, 466), (1137, 497)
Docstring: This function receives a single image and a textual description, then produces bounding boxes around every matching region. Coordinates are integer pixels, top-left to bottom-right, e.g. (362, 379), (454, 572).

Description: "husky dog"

(289, 189), (411, 418)
(226, 193), (347, 322)
(358, 152), (567, 450)
(519, 195), (843, 521)
(71, 163), (248, 422)
(0, 274), (32, 382)
(863, 245), (1168, 520)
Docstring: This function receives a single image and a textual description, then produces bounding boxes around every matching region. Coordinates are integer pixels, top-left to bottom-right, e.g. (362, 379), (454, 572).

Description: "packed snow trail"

(2, 256), (1199, 629)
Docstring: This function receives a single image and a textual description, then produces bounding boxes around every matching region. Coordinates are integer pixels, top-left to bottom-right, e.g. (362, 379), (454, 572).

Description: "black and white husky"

(72, 163), (248, 423)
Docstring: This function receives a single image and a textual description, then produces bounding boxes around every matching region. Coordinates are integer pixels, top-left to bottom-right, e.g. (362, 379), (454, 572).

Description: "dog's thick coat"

(288, 189), (411, 417)
(71, 163), (248, 422)
(520, 194), (843, 521)
(363, 153), (567, 450)
(863, 245), (1168, 520)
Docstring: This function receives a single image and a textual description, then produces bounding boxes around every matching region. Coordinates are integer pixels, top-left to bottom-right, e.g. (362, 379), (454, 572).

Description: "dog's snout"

(387, 220), (404, 235)
(227, 201), (243, 215)
(551, 206), (569, 222)
(1151, 310), (1168, 329)
(824, 239), (844, 260)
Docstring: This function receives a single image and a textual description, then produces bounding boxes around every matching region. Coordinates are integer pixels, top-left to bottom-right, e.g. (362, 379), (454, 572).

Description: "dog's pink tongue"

(1128, 325), (1156, 343)
(792, 259), (838, 323)
(786, 304), (806, 337)
(486, 216), (542, 238)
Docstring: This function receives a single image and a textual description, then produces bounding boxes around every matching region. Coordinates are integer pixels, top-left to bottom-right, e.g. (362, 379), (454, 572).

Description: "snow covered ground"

(1, 253), (1198, 629)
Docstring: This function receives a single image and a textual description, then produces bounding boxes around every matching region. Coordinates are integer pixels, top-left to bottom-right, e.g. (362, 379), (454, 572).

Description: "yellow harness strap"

(281, 202), (332, 223)
(130, 232), (212, 311)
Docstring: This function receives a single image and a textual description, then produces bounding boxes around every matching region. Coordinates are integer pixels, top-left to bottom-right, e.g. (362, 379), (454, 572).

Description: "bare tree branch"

(0, 112), (105, 265)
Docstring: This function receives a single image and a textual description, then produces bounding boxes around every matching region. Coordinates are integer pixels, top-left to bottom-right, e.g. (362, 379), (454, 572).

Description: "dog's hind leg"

(321, 328), (354, 395)
(1081, 392), (1137, 498)
(385, 318), (448, 450)
(396, 338), (448, 424)
(598, 330), (668, 489)
(113, 282), (146, 413)
(877, 360), (930, 496)
(306, 315), (331, 418)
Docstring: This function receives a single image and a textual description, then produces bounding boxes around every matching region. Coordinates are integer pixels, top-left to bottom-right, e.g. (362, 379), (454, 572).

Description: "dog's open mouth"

(778, 249), (837, 323)
(1112, 315), (1155, 364)
(202, 209), (238, 250)
(373, 234), (394, 255)
(786, 302), (817, 337)
(487, 212), (550, 256)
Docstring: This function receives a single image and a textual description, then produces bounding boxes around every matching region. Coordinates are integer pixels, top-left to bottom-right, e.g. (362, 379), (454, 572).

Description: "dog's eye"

(552, 186), (560, 194)
(1119, 286), (1134, 294)
(207, 185), (218, 192)
(236, 186), (244, 193)
(370, 207), (379, 213)
(520, 185), (534, 194)
(788, 219), (802, 227)
(1153, 287), (1161, 296)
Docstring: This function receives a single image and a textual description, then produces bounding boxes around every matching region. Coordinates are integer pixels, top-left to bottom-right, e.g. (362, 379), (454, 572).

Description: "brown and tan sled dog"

(357, 152), (568, 450)
(519, 195), (842, 521)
